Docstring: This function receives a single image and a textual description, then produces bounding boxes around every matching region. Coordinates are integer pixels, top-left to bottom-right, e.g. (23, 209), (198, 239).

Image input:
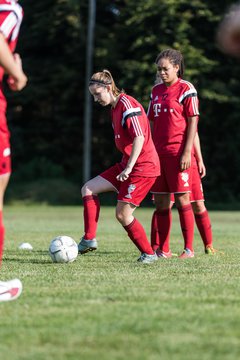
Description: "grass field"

(1, 205), (240, 360)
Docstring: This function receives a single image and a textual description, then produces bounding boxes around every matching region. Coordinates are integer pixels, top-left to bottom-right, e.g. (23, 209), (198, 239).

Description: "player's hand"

(197, 160), (206, 178)
(180, 152), (191, 171)
(116, 167), (132, 182)
(7, 53), (28, 91)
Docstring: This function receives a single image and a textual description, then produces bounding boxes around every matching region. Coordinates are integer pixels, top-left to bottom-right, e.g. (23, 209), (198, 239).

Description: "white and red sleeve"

(179, 80), (199, 117)
(120, 95), (144, 138)
(0, 1), (23, 51)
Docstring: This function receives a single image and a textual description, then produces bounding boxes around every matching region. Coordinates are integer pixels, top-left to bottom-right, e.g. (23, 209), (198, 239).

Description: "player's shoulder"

(179, 78), (197, 92)
(0, 0), (16, 6)
(0, 0), (22, 12)
(150, 83), (165, 98)
(119, 93), (141, 109)
(151, 83), (164, 91)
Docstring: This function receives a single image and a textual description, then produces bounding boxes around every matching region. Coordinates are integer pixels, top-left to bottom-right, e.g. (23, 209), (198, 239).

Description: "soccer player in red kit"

(147, 49), (198, 258)
(151, 132), (217, 256)
(78, 69), (160, 264)
(0, 0), (27, 301)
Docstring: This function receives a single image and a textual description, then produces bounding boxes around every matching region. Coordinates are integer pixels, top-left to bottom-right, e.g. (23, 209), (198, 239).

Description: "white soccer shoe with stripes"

(0, 279), (23, 302)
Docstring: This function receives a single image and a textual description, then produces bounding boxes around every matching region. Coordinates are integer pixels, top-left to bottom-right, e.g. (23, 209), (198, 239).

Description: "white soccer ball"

(49, 236), (78, 263)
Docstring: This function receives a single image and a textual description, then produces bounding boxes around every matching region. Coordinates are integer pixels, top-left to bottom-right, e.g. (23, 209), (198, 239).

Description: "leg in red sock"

(124, 218), (154, 255)
(177, 204), (195, 252)
(151, 210), (160, 251)
(156, 209), (172, 253)
(82, 195), (100, 240)
(195, 210), (213, 247)
(0, 210), (4, 265)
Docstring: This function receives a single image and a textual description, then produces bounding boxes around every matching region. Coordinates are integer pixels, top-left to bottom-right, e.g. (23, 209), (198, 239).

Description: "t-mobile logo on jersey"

(153, 103), (161, 117)
(115, 134), (120, 139)
(153, 103), (174, 116)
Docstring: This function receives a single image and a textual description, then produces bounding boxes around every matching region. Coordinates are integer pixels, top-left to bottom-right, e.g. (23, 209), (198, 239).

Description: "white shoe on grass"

(137, 252), (158, 264)
(78, 238), (98, 254)
(0, 279), (22, 302)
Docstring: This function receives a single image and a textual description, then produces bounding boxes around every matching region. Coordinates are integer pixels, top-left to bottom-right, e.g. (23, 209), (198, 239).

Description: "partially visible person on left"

(0, 0), (27, 301)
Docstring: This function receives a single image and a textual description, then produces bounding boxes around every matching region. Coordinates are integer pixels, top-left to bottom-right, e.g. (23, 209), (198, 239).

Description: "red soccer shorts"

(0, 135), (11, 176)
(100, 163), (157, 207)
(190, 156), (204, 202)
(151, 156), (193, 194)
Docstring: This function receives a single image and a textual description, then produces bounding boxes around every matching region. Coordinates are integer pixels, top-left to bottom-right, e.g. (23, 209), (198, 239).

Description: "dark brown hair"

(155, 49), (185, 78)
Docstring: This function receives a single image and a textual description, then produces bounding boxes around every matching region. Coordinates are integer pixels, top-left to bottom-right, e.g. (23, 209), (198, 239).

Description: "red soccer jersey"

(111, 93), (160, 177)
(0, 0), (23, 113)
(147, 78), (199, 156)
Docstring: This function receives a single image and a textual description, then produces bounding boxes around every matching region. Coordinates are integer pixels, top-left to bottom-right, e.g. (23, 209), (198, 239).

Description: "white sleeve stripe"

(0, 4), (23, 20)
(12, 20), (21, 40)
(120, 96), (143, 136)
(0, 3), (23, 39)
(179, 89), (197, 103)
(192, 96), (199, 115)
(178, 80), (199, 115)
(122, 106), (141, 119)
(0, 13), (17, 38)
(120, 96), (132, 110)
(132, 117), (143, 136)
(180, 79), (195, 89)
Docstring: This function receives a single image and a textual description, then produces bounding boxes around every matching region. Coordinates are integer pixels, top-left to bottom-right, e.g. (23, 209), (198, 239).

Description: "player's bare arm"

(0, 33), (27, 91)
(180, 116), (198, 171)
(194, 132), (206, 178)
(116, 135), (145, 182)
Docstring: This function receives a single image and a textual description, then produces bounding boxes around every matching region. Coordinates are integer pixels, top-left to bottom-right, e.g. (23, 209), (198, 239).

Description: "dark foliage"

(4, 0), (240, 207)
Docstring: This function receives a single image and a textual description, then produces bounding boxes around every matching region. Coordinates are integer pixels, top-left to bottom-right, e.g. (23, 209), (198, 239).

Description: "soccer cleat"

(78, 237), (98, 254)
(0, 279), (23, 302)
(205, 245), (223, 255)
(137, 252), (158, 264)
(179, 248), (194, 259)
(156, 249), (173, 258)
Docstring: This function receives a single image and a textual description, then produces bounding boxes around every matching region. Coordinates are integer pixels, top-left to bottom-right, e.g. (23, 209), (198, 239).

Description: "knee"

(192, 201), (206, 214)
(115, 210), (125, 224)
(81, 182), (93, 197)
(174, 193), (190, 208)
(154, 196), (171, 211)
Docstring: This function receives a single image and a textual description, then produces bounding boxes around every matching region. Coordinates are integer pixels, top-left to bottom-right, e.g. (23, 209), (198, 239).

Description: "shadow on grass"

(3, 250), (52, 264)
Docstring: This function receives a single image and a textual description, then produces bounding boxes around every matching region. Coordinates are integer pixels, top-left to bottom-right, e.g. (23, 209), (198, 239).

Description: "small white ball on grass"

(18, 242), (33, 250)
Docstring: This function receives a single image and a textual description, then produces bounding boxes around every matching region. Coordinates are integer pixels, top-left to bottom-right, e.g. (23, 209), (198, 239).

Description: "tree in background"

(5, 0), (240, 207)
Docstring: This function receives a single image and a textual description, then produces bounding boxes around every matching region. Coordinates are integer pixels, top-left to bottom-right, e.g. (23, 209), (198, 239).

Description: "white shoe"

(137, 252), (158, 264)
(0, 279), (23, 302)
(78, 238), (98, 254)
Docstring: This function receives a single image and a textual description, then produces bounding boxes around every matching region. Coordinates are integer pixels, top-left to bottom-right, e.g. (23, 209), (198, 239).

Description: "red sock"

(194, 210), (212, 247)
(124, 218), (154, 254)
(151, 209), (172, 252)
(177, 204), (194, 251)
(83, 195), (100, 240)
(151, 210), (160, 250)
(0, 210), (4, 265)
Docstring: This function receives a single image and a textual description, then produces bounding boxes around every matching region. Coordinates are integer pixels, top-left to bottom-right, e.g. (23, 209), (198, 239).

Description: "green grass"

(1, 205), (240, 360)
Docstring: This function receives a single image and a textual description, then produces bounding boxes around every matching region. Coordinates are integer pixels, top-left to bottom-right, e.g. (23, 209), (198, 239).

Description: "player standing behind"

(0, 0), (27, 301)
(147, 49), (198, 258)
(151, 133), (217, 255)
(78, 69), (160, 264)
(151, 70), (216, 256)
(191, 133), (217, 254)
